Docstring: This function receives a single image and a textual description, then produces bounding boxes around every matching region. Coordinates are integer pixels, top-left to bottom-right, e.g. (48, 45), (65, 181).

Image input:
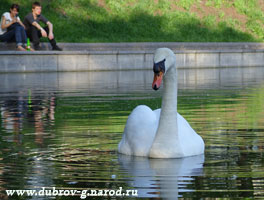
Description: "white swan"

(118, 48), (205, 158)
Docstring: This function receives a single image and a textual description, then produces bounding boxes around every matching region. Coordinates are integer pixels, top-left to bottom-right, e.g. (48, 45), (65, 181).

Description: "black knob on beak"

(153, 84), (159, 90)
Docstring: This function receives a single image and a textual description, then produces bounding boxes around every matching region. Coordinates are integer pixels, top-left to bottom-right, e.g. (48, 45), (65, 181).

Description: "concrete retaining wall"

(0, 43), (263, 73)
(1, 42), (264, 51)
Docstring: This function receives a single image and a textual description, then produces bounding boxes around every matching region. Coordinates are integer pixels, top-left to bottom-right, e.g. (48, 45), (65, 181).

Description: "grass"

(0, 0), (263, 42)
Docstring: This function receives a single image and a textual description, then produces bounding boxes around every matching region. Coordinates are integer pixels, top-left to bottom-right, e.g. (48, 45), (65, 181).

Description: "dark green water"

(0, 68), (264, 199)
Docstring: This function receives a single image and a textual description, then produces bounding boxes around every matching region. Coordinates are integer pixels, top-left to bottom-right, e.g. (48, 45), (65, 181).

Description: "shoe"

(17, 45), (26, 51)
(52, 45), (63, 51)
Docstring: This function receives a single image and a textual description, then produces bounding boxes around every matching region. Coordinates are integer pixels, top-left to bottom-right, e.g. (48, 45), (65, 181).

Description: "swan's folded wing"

(118, 105), (159, 156)
(177, 113), (205, 156)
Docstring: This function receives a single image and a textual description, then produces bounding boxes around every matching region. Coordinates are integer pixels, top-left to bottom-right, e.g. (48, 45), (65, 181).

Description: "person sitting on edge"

(0, 4), (31, 51)
(23, 1), (62, 51)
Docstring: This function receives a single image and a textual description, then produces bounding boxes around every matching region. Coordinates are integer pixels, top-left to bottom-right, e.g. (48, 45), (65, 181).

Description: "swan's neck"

(149, 65), (179, 157)
(154, 66), (178, 139)
(159, 68), (177, 122)
(159, 66), (178, 134)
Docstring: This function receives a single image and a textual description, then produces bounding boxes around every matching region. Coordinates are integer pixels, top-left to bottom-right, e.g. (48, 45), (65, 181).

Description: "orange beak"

(152, 72), (164, 90)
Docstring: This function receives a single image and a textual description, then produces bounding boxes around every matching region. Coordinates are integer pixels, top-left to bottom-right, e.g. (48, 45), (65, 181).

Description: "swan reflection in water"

(118, 154), (204, 199)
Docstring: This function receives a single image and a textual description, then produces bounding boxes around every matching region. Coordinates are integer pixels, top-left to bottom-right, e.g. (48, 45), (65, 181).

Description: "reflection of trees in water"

(188, 147), (263, 198)
(179, 85), (264, 198)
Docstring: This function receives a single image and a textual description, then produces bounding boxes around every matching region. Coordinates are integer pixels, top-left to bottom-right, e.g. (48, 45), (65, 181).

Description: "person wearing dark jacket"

(23, 1), (62, 51)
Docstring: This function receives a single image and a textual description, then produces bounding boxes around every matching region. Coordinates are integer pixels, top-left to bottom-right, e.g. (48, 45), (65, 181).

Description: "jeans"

(26, 26), (57, 49)
(0, 23), (27, 47)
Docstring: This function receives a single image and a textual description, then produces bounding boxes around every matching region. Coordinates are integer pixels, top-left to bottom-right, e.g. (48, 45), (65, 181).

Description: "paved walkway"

(0, 42), (264, 51)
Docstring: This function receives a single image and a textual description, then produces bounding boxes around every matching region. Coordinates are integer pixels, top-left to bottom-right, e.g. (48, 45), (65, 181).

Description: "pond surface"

(0, 68), (264, 199)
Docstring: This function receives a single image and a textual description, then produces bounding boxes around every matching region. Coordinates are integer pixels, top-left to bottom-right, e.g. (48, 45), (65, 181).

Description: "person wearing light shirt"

(0, 4), (30, 51)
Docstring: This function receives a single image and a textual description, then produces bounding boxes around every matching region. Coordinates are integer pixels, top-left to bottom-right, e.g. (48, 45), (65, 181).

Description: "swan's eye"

(153, 59), (166, 74)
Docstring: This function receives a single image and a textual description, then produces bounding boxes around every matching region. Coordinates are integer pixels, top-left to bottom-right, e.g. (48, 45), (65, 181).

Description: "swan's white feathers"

(154, 48), (176, 74)
(119, 110), (204, 158)
(177, 113), (205, 156)
(118, 105), (159, 156)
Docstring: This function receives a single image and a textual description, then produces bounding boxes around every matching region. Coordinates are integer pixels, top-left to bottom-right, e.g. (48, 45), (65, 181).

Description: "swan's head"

(152, 48), (176, 90)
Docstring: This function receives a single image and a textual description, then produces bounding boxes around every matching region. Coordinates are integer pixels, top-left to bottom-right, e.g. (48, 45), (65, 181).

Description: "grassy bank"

(0, 0), (263, 42)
